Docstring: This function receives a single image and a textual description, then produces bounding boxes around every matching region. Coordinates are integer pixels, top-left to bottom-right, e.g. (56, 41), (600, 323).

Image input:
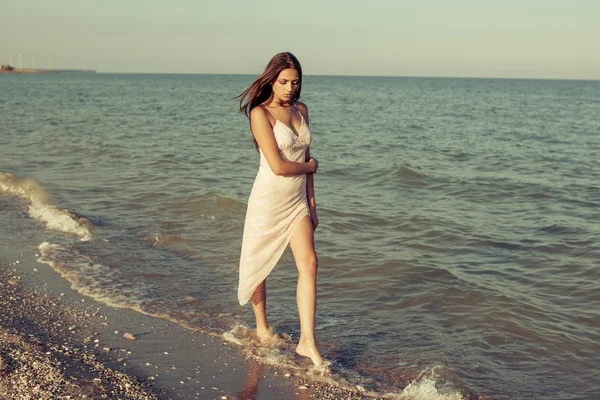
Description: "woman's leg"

(289, 215), (324, 366)
(250, 280), (270, 339)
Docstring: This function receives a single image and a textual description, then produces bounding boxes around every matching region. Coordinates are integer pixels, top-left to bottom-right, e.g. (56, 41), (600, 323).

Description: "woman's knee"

(297, 255), (318, 277)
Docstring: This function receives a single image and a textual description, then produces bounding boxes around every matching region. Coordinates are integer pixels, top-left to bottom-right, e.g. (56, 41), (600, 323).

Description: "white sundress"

(238, 105), (311, 305)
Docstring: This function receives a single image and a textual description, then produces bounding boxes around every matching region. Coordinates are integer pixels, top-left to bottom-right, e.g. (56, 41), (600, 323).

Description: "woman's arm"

(298, 102), (319, 231)
(250, 106), (317, 176)
(306, 146), (317, 194)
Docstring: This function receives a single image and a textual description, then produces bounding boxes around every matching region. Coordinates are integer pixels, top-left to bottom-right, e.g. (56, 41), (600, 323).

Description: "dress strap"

(262, 104), (277, 119)
(292, 102), (305, 122)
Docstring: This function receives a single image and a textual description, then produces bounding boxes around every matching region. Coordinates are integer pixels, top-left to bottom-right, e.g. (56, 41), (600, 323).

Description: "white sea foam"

(36, 241), (221, 339)
(379, 365), (466, 400)
(37, 242), (138, 309)
(397, 378), (465, 400)
(223, 324), (331, 376)
(223, 325), (465, 399)
(223, 324), (298, 367)
(0, 171), (92, 240)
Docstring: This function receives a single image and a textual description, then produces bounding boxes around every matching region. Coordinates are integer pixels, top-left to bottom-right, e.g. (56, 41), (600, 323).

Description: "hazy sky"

(2, 0), (598, 79)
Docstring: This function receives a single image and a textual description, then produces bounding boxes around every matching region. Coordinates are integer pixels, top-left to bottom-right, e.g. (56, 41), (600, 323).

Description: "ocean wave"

(143, 232), (201, 250)
(151, 190), (245, 218)
(366, 164), (432, 188)
(36, 242), (138, 308)
(399, 373), (469, 400)
(0, 171), (92, 240)
(35, 242), (220, 337)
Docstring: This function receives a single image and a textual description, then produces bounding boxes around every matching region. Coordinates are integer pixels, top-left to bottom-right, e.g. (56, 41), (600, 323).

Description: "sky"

(2, 0), (599, 79)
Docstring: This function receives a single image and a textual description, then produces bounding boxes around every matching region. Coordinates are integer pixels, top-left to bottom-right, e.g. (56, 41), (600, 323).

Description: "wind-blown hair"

(235, 52), (303, 150)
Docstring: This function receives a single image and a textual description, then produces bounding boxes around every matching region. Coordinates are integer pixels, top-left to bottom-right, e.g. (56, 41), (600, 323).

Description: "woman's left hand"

(310, 209), (319, 231)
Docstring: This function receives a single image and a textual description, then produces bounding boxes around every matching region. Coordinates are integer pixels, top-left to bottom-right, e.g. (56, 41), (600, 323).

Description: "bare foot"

(296, 339), (325, 367)
(256, 327), (277, 345)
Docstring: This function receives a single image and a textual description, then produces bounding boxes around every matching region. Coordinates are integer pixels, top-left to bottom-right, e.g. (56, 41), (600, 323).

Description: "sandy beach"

(0, 260), (158, 399)
(0, 242), (372, 400)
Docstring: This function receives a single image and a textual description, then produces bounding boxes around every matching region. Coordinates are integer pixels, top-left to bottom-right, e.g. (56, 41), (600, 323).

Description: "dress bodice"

(259, 117), (311, 171)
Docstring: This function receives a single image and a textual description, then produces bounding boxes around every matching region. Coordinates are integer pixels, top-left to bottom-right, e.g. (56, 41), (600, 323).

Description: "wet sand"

(0, 262), (158, 399)
(0, 244), (373, 399)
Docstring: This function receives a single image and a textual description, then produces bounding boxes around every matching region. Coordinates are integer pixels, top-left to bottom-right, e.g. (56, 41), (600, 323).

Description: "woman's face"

(272, 68), (299, 103)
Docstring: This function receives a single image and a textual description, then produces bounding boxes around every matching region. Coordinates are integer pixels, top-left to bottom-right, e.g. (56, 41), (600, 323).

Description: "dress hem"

(237, 208), (310, 305)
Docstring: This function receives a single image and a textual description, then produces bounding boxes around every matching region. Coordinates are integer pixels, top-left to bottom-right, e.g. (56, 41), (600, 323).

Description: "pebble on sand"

(124, 332), (136, 341)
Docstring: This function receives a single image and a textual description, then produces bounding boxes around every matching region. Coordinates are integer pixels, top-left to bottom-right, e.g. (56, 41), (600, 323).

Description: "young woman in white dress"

(235, 52), (324, 367)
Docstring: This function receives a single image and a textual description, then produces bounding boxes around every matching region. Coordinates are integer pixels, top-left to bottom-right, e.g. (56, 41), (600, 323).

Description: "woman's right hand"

(308, 157), (319, 173)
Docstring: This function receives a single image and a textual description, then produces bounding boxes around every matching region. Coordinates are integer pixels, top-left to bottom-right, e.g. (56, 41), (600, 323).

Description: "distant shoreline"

(0, 69), (96, 74)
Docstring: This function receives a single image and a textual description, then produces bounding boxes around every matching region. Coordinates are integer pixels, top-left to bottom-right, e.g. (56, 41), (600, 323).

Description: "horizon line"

(94, 71), (600, 82)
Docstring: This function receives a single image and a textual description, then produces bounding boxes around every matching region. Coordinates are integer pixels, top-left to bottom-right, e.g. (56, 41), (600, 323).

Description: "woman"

(235, 52), (324, 367)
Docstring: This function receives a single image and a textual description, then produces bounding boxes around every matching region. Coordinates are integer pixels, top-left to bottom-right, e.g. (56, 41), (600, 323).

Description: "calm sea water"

(1, 73), (599, 399)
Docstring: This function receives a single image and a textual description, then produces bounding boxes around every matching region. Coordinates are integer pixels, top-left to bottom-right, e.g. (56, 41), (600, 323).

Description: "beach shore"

(0, 262), (159, 398)
(0, 242), (370, 399)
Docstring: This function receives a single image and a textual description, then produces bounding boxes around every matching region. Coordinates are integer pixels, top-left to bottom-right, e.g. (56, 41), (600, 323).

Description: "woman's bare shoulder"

(295, 101), (309, 112)
(250, 105), (269, 120)
(295, 101), (309, 123)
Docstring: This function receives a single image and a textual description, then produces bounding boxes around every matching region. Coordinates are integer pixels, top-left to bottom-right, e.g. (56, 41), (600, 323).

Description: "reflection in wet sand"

(236, 360), (311, 400)
(236, 360), (263, 400)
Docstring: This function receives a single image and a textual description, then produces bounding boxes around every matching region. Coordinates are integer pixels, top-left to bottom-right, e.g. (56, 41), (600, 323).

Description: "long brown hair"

(235, 52), (303, 150)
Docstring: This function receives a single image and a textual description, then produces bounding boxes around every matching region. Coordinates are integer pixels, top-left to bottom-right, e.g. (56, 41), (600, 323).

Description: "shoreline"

(0, 242), (371, 399)
(0, 69), (96, 74)
(0, 260), (159, 399)
(0, 69), (57, 74)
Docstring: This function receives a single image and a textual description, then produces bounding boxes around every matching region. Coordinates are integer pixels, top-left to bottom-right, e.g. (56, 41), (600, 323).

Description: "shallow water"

(1, 73), (599, 399)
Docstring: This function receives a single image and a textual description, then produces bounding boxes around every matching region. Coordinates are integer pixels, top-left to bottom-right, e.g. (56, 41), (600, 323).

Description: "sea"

(1, 73), (599, 400)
